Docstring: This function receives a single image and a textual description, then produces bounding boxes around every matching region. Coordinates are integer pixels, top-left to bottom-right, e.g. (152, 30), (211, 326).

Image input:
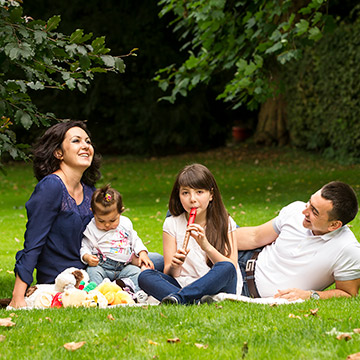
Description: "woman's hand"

(274, 288), (311, 301)
(9, 274), (28, 308)
(9, 297), (27, 309)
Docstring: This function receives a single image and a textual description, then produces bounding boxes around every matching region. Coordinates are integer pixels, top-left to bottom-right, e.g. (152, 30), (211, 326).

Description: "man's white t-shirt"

(255, 201), (360, 297)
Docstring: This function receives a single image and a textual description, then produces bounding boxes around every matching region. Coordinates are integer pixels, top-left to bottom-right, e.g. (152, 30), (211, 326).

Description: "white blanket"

(6, 292), (303, 310)
(203, 292), (304, 304)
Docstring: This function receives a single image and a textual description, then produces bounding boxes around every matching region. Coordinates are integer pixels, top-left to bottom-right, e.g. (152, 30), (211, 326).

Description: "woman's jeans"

(138, 261), (237, 304)
(86, 252), (164, 292)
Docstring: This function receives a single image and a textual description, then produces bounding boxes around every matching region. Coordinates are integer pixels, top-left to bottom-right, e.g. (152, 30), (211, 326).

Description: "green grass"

(1, 144), (360, 359)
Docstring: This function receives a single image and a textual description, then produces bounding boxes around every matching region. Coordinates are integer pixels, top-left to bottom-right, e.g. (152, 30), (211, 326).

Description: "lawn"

(1, 144), (360, 359)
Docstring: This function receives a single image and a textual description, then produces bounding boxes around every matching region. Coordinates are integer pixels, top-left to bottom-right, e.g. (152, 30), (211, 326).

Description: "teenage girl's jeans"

(148, 252), (164, 272)
(138, 261), (237, 304)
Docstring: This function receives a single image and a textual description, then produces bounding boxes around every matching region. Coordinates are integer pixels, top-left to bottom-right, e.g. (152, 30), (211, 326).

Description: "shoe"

(135, 290), (148, 304)
(116, 278), (135, 293)
(161, 295), (179, 305)
(200, 295), (216, 304)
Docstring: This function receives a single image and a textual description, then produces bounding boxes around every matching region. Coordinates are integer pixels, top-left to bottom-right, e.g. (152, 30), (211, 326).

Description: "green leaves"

(156, 0), (330, 110)
(79, 55), (91, 71)
(9, 6), (22, 22)
(15, 110), (32, 130)
(114, 58), (125, 73)
(0, 0), (131, 164)
(70, 29), (93, 44)
(101, 55), (115, 67)
(295, 19), (309, 36)
(46, 15), (61, 32)
(308, 27), (322, 41)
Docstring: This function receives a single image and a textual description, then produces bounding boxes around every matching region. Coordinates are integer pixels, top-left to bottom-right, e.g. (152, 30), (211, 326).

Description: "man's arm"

(236, 220), (278, 250)
(274, 278), (360, 300)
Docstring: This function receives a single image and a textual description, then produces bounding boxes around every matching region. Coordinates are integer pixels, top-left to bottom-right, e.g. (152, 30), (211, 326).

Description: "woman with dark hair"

(9, 121), (101, 308)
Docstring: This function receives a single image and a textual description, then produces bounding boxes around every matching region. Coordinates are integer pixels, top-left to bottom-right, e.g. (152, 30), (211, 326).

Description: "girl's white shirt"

(163, 213), (243, 294)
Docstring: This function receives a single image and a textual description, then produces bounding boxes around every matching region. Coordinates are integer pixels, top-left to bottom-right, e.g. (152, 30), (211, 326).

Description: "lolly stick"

(183, 208), (197, 250)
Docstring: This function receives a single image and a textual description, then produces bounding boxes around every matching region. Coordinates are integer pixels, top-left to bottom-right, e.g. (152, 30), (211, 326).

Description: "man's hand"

(274, 288), (311, 301)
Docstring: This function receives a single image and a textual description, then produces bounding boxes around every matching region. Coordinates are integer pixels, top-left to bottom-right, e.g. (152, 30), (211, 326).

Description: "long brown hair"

(169, 163), (231, 267)
(32, 120), (101, 186)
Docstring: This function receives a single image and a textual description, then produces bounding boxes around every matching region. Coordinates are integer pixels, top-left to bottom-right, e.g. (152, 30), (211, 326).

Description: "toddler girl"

(80, 185), (153, 296)
(138, 163), (242, 304)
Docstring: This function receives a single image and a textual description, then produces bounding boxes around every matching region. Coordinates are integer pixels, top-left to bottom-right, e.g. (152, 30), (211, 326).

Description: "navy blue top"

(14, 174), (95, 285)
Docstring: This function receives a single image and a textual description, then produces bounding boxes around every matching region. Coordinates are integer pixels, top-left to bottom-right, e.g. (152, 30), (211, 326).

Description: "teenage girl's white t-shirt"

(163, 213), (243, 294)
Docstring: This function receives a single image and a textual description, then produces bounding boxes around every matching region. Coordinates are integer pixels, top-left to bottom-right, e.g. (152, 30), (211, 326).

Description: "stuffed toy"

(55, 267), (90, 292)
(22, 268), (135, 309)
(24, 267), (94, 309)
(25, 284), (58, 308)
(60, 288), (109, 308)
(95, 280), (135, 305)
(62, 288), (88, 308)
(79, 280), (97, 292)
(84, 290), (108, 309)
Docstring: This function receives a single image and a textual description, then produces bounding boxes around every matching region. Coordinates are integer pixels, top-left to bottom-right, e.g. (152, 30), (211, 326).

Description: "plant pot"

(232, 126), (248, 142)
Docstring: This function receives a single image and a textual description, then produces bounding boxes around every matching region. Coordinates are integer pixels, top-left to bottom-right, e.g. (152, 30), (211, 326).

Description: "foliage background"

(19, 0), (241, 157)
(283, 15), (360, 164)
(15, 0), (359, 164)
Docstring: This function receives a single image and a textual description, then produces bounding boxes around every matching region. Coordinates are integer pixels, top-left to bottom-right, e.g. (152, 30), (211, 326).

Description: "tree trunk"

(253, 0), (310, 146)
(254, 94), (288, 146)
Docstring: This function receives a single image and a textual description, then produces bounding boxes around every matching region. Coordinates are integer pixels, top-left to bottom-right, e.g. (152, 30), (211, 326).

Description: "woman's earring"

(55, 151), (63, 160)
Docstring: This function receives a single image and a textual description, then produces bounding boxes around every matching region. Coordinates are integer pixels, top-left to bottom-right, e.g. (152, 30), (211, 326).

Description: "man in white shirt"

(237, 181), (360, 300)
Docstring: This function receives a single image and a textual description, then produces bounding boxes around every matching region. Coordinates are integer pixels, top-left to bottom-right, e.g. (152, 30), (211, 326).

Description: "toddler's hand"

(138, 251), (154, 270)
(84, 254), (99, 266)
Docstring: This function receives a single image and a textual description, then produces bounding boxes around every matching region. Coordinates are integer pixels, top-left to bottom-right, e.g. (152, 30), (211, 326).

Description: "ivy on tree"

(0, 0), (136, 164)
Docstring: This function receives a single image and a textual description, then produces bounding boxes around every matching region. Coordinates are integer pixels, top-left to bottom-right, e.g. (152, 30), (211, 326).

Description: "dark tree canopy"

(155, 0), (331, 111)
(0, 0), (132, 164)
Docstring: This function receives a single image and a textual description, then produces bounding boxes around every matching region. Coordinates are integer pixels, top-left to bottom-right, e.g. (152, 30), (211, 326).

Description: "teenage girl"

(138, 163), (242, 304)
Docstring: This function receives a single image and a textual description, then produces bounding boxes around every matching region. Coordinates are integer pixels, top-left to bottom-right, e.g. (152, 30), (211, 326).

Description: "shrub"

(283, 19), (360, 164)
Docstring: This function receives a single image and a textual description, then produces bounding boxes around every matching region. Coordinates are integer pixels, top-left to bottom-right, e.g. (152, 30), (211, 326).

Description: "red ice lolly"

(182, 208), (197, 250)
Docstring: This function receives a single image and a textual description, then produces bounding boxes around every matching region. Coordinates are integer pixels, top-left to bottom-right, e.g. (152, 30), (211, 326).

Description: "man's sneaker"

(161, 295), (179, 305)
(135, 290), (148, 303)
